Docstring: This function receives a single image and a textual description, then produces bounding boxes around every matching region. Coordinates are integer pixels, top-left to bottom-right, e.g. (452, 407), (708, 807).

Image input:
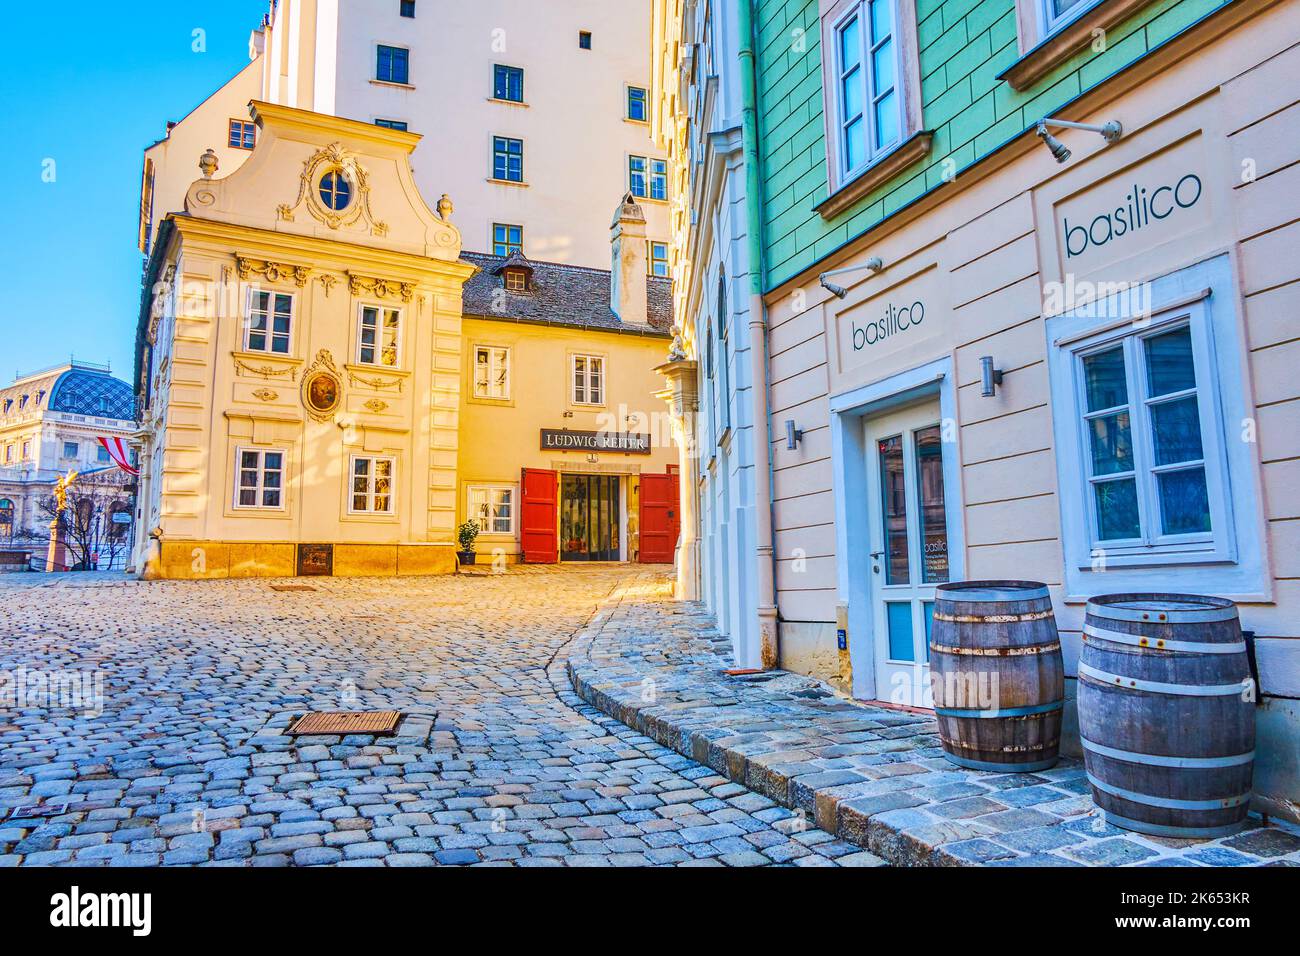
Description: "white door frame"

(829, 356), (966, 701)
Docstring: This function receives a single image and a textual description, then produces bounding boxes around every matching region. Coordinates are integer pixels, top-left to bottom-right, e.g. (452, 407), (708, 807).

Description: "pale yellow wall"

(140, 57), (263, 254)
(137, 103), (474, 579)
(457, 316), (676, 558)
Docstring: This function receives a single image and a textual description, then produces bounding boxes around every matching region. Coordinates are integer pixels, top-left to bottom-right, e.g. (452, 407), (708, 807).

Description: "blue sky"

(0, 1), (268, 384)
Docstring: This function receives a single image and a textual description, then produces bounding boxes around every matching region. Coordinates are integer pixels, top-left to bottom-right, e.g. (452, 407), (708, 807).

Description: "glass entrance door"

(864, 403), (950, 708)
(561, 474), (621, 561)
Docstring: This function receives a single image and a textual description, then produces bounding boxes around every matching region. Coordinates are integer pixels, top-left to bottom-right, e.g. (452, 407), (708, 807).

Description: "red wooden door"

(639, 472), (680, 563)
(520, 468), (558, 563)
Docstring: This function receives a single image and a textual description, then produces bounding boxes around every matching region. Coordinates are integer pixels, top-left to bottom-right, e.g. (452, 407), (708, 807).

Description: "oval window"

(319, 171), (351, 210)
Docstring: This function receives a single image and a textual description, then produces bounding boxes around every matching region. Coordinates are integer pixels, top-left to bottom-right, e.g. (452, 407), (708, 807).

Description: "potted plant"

(457, 520), (480, 566)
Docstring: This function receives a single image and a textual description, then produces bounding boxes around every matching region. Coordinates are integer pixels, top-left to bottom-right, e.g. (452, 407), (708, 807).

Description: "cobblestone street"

(0, 566), (877, 867)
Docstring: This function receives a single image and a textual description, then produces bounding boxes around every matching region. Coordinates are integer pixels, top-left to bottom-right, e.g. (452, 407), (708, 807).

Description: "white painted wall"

(263, 0), (670, 267)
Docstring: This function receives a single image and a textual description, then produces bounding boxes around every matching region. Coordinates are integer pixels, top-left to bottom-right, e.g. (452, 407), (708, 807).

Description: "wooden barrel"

(930, 581), (1064, 772)
(1078, 593), (1255, 839)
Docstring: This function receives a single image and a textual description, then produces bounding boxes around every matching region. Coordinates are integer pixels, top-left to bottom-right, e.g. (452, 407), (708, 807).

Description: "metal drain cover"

(271, 584), (317, 592)
(286, 711), (403, 735)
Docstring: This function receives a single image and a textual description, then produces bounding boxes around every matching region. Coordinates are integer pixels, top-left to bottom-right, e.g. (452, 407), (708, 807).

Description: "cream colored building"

(133, 103), (474, 579)
(140, 1), (670, 270)
(132, 103), (678, 579)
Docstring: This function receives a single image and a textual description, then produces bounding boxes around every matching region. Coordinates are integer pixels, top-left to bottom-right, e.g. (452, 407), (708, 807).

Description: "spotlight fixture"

(785, 419), (804, 450)
(979, 356), (1004, 398)
(817, 256), (885, 299)
(1035, 118), (1123, 164)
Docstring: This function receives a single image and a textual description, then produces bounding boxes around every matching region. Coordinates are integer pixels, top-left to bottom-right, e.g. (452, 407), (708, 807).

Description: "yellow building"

(132, 103), (677, 579)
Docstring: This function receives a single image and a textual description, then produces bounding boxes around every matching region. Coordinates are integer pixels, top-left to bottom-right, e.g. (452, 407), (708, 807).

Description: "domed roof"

(48, 367), (135, 420)
(0, 362), (134, 422)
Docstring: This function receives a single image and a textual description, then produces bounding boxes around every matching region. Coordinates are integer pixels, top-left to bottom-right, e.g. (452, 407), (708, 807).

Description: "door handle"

(869, 551), (884, 559)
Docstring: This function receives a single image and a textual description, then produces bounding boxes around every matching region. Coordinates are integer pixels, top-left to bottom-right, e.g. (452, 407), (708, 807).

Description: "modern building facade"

(663, 0), (1299, 816)
(0, 362), (137, 565)
(131, 103), (677, 579)
(140, 0), (671, 271)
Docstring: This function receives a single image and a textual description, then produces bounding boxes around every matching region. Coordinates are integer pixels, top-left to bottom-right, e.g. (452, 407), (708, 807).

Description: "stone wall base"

(150, 540), (458, 579)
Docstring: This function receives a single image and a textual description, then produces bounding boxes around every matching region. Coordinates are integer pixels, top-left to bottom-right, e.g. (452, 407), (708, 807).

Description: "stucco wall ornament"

(363, 399), (389, 413)
(234, 357), (296, 380)
(301, 350), (343, 423)
(318, 273), (339, 297)
(252, 388), (278, 402)
(346, 368), (404, 393)
(347, 273), (416, 303)
(236, 255), (312, 287)
(277, 142), (389, 236)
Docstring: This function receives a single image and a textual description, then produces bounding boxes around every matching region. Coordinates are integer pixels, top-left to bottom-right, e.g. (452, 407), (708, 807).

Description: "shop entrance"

(560, 474), (621, 561)
(863, 400), (951, 709)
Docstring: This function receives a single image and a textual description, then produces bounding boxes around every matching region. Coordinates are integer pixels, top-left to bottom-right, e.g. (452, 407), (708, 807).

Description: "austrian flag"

(97, 436), (138, 475)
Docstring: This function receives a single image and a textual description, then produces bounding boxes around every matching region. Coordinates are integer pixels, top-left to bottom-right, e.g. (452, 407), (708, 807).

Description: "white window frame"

(473, 345), (511, 400)
(466, 484), (516, 535)
(244, 288), (294, 355)
(628, 155), (648, 198)
(1036, 0), (1104, 39)
(1069, 318), (1221, 557)
(233, 446), (287, 511)
(348, 454), (397, 515)
(831, 0), (904, 183)
(571, 354), (605, 406)
(1046, 255), (1267, 598)
(356, 303), (402, 368)
(62, 441), (78, 458)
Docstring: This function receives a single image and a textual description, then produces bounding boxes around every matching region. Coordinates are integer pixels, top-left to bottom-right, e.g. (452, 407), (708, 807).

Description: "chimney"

(610, 193), (649, 326)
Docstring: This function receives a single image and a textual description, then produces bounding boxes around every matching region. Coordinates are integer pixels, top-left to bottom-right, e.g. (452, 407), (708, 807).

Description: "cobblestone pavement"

(0, 566), (881, 867)
(568, 580), (1300, 867)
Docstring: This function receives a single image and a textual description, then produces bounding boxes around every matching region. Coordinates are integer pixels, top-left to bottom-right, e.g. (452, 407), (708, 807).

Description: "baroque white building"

(140, 0), (671, 271)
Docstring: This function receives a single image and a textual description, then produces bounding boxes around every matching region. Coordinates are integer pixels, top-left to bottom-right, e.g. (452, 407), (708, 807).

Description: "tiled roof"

(0, 364), (134, 423)
(460, 251), (672, 335)
(48, 369), (135, 420)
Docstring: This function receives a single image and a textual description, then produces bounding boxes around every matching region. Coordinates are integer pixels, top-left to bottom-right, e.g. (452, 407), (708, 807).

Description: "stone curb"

(565, 580), (1300, 868)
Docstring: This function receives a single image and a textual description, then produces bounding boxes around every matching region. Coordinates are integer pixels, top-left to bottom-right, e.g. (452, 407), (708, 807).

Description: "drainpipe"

(737, 0), (780, 669)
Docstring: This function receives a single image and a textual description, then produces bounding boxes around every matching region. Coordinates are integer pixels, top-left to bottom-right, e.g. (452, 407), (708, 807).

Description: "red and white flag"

(97, 436), (139, 476)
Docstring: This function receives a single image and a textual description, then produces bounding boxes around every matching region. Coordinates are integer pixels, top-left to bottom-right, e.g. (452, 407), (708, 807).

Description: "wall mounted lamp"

(979, 356), (1004, 398)
(785, 419), (804, 450)
(818, 256), (884, 299)
(1035, 118), (1123, 164)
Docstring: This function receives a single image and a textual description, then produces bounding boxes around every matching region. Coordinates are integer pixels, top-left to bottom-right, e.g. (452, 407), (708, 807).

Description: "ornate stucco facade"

(132, 103), (680, 580)
(133, 103), (475, 579)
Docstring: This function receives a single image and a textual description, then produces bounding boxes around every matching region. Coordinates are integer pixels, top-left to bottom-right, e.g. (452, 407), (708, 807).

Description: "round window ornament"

(300, 350), (343, 422)
(318, 170), (352, 211)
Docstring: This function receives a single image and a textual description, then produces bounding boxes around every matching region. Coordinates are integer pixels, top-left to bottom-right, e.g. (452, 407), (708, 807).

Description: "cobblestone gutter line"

(567, 579), (1300, 867)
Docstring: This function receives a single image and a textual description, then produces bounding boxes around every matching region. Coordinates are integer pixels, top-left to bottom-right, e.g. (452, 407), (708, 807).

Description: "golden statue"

(53, 470), (78, 513)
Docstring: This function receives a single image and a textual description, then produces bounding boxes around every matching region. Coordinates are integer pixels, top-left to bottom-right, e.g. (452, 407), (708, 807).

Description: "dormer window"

(494, 249), (534, 294)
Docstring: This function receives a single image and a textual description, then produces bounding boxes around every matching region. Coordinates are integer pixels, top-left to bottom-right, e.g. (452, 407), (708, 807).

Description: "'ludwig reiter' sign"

(540, 429), (652, 454)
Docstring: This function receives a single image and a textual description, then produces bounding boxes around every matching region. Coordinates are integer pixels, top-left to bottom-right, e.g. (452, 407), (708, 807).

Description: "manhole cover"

(270, 584), (317, 592)
(285, 711), (403, 735)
